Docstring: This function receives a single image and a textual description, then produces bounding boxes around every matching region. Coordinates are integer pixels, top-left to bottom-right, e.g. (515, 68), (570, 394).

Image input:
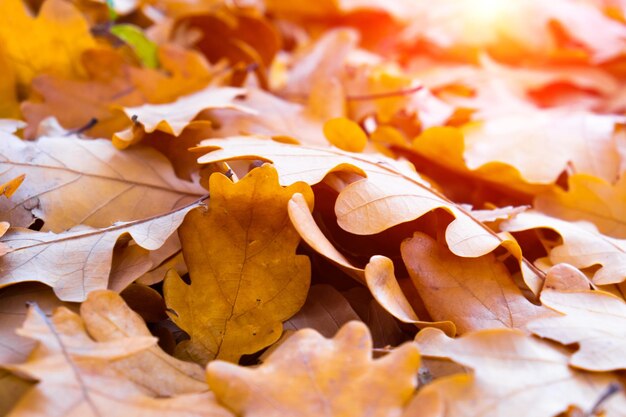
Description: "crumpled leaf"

(113, 86), (254, 147)
(0, 0), (96, 88)
(0, 132), (204, 232)
(527, 288), (626, 371)
(409, 327), (626, 417)
(197, 137), (542, 291)
(534, 173), (626, 238)
(163, 165), (313, 363)
(0, 201), (200, 302)
(206, 321), (421, 417)
(401, 232), (550, 334)
(4, 292), (231, 417)
(501, 210), (626, 285)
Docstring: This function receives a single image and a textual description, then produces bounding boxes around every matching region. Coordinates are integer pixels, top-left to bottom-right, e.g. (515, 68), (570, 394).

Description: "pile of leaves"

(1, 0), (626, 416)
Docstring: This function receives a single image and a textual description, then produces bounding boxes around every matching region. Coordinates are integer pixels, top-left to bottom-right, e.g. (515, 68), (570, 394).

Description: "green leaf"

(110, 24), (158, 69)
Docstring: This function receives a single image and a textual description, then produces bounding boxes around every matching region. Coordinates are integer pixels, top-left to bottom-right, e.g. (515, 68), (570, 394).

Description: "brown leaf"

(0, 132), (204, 231)
(401, 233), (550, 333)
(410, 327), (626, 417)
(207, 321), (421, 417)
(0, 201), (200, 301)
(528, 288), (626, 371)
(4, 291), (230, 417)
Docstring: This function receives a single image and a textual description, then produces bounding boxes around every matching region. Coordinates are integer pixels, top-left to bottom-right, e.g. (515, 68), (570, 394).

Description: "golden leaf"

(323, 117), (368, 152)
(163, 165), (313, 362)
(206, 321), (421, 417)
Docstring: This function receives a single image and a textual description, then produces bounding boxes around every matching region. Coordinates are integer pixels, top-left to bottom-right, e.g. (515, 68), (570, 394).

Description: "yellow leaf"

(4, 291), (230, 417)
(528, 288), (626, 371)
(410, 327), (626, 417)
(0, 132), (204, 232)
(0, 0), (96, 88)
(0, 174), (25, 199)
(535, 173), (626, 238)
(323, 117), (367, 152)
(401, 233), (551, 333)
(206, 321), (421, 417)
(163, 164), (313, 363)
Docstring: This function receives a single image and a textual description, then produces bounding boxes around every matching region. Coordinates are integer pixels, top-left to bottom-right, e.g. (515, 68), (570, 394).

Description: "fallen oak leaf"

(0, 200), (201, 302)
(501, 210), (626, 285)
(206, 321), (421, 417)
(3, 295), (231, 417)
(163, 165), (313, 363)
(534, 173), (626, 239)
(401, 232), (551, 334)
(79, 290), (207, 395)
(113, 86), (254, 148)
(0, 132), (204, 232)
(527, 288), (626, 371)
(0, 174), (25, 199)
(197, 136), (544, 292)
(408, 327), (626, 417)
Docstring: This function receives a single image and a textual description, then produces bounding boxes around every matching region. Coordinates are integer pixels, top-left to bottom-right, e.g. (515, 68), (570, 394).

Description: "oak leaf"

(534, 173), (626, 238)
(113, 86), (253, 148)
(0, 201), (200, 301)
(206, 321), (421, 417)
(4, 291), (231, 417)
(410, 327), (626, 417)
(501, 210), (626, 285)
(0, 133), (204, 232)
(528, 288), (626, 371)
(401, 232), (550, 334)
(163, 165), (313, 363)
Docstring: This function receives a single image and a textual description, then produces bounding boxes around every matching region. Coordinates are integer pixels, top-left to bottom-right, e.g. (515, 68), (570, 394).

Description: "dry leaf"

(0, 132), (204, 231)
(534, 174), (626, 238)
(501, 210), (626, 285)
(163, 165), (313, 362)
(0, 201), (200, 301)
(113, 86), (254, 148)
(410, 327), (626, 417)
(4, 293), (230, 417)
(401, 232), (549, 333)
(323, 117), (368, 152)
(528, 288), (626, 371)
(206, 321), (421, 417)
